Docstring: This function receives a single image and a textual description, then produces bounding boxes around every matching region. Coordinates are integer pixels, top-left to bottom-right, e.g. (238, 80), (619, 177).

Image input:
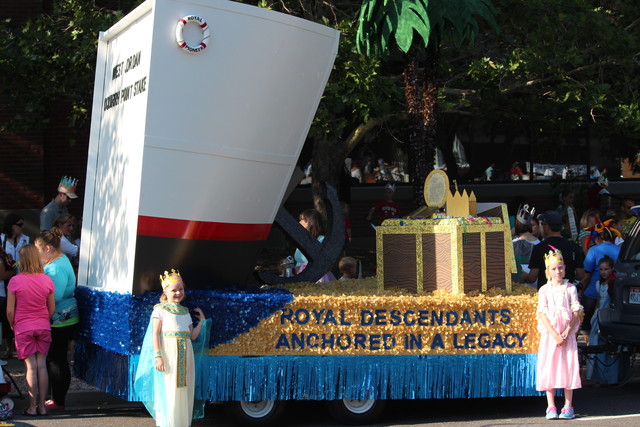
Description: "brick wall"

(0, 0), (44, 21)
(0, 127), (45, 209)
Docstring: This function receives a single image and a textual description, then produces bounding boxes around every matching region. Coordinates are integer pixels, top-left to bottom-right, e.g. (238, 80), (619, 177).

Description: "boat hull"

(78, 0), (339, 292)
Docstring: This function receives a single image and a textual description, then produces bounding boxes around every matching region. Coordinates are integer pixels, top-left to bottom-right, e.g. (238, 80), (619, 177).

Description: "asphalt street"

(2, 356), (639, 427)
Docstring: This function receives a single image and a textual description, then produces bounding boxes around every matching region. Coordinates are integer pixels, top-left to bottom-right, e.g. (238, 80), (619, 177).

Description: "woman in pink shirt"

(6, 245), (55, 416)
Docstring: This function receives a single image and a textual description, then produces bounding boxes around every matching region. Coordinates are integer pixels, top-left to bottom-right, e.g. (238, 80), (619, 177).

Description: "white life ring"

(175, 15), (210, 53)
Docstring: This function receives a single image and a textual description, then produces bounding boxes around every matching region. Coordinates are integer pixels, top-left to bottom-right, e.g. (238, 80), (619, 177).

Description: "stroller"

(0, 359), (22, 420)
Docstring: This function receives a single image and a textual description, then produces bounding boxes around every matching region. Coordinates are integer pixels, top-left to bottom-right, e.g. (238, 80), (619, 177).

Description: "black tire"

(225, 400), (285, 426)
(326, 398), (386, 425)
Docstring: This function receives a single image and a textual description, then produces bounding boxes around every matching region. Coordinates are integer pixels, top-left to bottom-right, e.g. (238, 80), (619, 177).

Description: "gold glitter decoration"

(210, 279), (539, 357)
(480, 231), (487, 291)
(376, 218), (516, 294)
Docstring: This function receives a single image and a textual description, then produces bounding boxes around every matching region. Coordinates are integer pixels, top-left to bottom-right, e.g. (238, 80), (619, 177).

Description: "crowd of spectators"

(0, 176), (81, 413)
(512, 193), (637, 386)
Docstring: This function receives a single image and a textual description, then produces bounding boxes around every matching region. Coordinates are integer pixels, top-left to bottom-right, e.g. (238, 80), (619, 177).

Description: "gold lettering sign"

(210, 290), (539, 356)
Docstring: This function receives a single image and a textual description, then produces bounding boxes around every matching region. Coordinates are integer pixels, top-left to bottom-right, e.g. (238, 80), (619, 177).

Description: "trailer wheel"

(225, 400), (285, 426)
(326, 398), (385, 425)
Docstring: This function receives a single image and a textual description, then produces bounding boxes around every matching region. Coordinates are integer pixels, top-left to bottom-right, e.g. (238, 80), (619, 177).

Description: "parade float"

(74, 0), (541, 425)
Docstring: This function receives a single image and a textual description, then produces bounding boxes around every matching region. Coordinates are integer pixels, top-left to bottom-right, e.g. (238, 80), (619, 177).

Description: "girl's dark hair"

(299, 209), (323, 237)
(598, 255), (614, 269)
(2, 213), (23, 237)
(36, 227), (63, 250)
(514, 220), (532, 235)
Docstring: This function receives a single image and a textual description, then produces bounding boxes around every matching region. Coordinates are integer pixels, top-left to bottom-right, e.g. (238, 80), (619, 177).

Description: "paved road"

(4, 374), (640, 426)
(3, 343), (639, 426)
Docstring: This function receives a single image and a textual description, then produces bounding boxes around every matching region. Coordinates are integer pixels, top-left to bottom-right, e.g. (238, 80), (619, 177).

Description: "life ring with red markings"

(175, 15), (209, 53)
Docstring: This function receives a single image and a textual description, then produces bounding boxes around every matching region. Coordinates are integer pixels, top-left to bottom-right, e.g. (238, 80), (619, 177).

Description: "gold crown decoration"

(468, 191), (477, 216)
(445, 180), (476, 217)
(544, 245), (564, 268)
(160, 269), (183, 289)
(410, 171), (478, 219)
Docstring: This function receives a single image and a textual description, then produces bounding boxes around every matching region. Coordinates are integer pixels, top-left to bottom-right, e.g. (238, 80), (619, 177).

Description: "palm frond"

(357, 0), (431, 56)
(428, 0), (498, 48)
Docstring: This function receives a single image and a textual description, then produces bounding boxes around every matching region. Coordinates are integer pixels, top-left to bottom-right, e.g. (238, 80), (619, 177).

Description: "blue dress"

(134, 303), (211, 426)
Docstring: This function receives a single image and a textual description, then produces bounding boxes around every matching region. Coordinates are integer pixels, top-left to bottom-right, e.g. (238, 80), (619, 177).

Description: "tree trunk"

(421, 41), (438, 184)
(404, 43), (439, 208)
(311, 135), (344, 223)
(404, 47), (428, 207)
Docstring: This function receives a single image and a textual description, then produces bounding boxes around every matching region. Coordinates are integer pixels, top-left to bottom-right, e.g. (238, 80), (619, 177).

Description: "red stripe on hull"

(137, 216), (272, 241)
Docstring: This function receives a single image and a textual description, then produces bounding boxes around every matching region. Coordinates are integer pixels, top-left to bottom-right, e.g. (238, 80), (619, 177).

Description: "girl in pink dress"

(536, 246), (582, 420)
(6, 245), (56, 416)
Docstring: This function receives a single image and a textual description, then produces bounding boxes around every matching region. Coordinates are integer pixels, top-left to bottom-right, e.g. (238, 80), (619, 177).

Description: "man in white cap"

(40, 176), (79, 231)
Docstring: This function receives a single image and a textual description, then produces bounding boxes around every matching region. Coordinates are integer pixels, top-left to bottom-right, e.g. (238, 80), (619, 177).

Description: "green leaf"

(357, 0), (432, 55)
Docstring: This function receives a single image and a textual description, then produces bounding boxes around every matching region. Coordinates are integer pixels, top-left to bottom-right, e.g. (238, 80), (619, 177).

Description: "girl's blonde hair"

(579, 208), (599, 228)
(18, 245), (44, 274)
(543, 246), (565, 280)
(53, 213), (75, 229)
(159, 277), (186, 302)
(544, 258), (566, 281)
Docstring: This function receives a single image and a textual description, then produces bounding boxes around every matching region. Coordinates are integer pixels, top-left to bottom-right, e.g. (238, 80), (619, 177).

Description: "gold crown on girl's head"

(160, 269), (182, 289)
(544, 245), (564, 268)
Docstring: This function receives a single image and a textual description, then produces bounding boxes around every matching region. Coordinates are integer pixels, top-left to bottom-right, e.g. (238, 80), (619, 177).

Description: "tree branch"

(625, 17), (640, 32)
(344, 114), (395, 155)
(441, 88), (477, 97)
(502, 61), (608, 93)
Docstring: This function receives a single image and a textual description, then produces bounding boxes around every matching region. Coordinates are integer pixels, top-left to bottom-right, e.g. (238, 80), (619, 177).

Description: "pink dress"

(7, 274), (54, 334)
(536, 280), (582, 391)
(7, 273), (55, 359)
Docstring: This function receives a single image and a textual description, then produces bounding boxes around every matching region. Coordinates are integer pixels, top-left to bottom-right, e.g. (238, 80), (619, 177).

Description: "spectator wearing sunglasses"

(1, 213), (29, 265)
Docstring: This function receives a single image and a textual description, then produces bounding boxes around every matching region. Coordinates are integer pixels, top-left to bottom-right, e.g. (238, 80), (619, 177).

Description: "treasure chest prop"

(376, 171), (516, 293)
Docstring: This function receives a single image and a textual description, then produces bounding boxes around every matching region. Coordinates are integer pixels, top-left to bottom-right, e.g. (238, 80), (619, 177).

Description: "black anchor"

(258, 184), (345, 284)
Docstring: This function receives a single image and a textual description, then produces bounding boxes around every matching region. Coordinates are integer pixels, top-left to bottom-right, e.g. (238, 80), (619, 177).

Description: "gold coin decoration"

(424, 169), (449, 208)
